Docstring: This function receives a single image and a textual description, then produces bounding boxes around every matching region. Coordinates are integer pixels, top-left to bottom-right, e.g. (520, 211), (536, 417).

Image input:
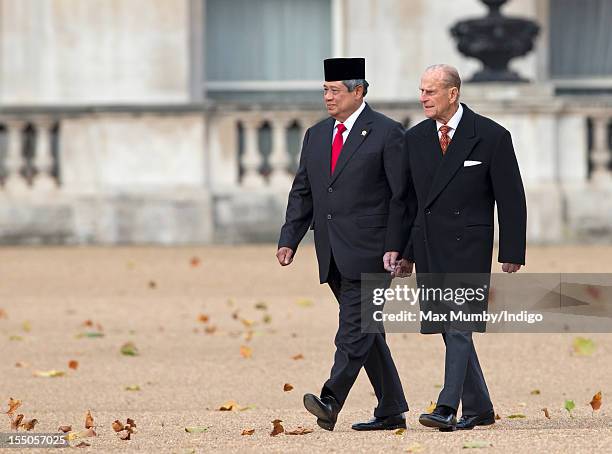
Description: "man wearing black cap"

(276, 58), (416, 431)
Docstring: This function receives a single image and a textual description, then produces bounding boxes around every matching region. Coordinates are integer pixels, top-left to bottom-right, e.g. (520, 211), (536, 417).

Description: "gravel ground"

(0, 245), (610, 453)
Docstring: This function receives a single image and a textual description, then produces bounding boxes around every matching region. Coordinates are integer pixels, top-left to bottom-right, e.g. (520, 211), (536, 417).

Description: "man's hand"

(276, 247), (294, 266)
(502, 263), (522, 273)
(383, 251), (401, 273)
(394, 259), (414, 278)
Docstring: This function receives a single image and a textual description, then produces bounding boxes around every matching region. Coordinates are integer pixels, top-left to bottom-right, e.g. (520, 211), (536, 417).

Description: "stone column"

(241, 117), (265, 187)
(3, 120), (29, 195)
(268, 115), (293, 187)
(591, 116), (612, 185)
(33, 119), (58, 192)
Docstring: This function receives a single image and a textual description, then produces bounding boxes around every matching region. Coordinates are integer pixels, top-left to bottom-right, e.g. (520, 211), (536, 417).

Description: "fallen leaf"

(240, 345), (252, 359)
(120, 342), (139, 356)
(198, 314), (209, 323)
(83, 320), (94, 327)
(112, 420), (124, 432)
(218, 400), (238, 411)
(14, 361), (28, 368)
(20, 418), (38, 431)
(406, 442), (425, 453)
(263, 314), (272, 324)
(291, 353), (304, 360)
(241, 428), (255, 435)
(190, 257), (201, 267)
(85, 410), (94, 429)
(495, 413), (501, 420)
(118, 430), (132, 440)
(6, 398), (22, 415)
(58, 425), (72, 433)
(270, 419), (284, 436)
(425, 401), (437, 413)
(76, 332), (104, 338)
(243, 330), (253, 342)
(0, 309), (7, 318)
(33, 370), (65, 378)
(74, 331), (104, 339)
(185, 426), (210, 433)
(507, 414), (526, 419)
(296, 299), (313, 308)
(285, 426), (313, 435)
(572, 337), (595, 356)
(590, 391), (602, 411)
(148, 280), (157, 289)
(65, 428), (96, 441)
(394, 428), (406, 435)
(241, 318), (255, 328)
(68, 360), (79, 370)
(255, 302), (268, 310)
(125, 385), (141, 391)
(22, 321), (31, 332)
(204, 325), (217, 334)
(9, 335), (23, 341)
(11, 414), (24, 430)
(283, 383), (294, 392)
(75, 442), (91, 448)
(564, 400), (575, 415)
(463, 441), (492, 449)
(542, 408), (550, 419)
(530, 389), (541, 395)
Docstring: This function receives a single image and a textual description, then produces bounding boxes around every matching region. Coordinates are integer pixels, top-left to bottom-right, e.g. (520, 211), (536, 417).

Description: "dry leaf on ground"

(270, 419), (284, 436)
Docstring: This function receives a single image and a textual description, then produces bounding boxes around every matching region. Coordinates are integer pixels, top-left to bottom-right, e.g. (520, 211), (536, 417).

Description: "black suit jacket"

(403, 103), (527, 333)
(279, 103), (416, 283)
(403, 103), (527, 274)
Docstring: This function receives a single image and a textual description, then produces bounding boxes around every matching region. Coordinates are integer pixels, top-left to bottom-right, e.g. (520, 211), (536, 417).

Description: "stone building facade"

(0, 0), (611, 244)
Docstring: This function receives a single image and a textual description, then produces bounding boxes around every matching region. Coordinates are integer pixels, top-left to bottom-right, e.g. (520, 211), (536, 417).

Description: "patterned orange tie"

(439, 125), (451, 154)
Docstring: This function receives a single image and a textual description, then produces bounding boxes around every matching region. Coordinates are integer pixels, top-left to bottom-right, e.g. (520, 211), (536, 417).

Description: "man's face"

(323, 81), (363, 121)
(419, 71), (458, 122)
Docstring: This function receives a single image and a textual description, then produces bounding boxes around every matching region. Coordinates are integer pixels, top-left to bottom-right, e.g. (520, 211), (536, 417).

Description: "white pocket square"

(463, 160), (482, 167)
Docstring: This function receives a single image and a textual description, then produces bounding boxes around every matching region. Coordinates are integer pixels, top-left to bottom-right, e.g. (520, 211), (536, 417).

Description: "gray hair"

(424, 64), (461, 93)
(343, 79), (369, 97)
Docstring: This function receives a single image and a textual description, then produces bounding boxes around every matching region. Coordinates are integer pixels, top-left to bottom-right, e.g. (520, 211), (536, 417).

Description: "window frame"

(189, 0), (345, 101)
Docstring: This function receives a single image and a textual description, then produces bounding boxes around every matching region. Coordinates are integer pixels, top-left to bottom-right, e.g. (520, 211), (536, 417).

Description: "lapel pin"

(361, 130), (367, 136)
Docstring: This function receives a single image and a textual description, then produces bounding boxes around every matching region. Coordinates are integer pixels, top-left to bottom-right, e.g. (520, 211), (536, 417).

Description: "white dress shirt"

(436, 103), (463, 140)
(331, 101), (367, 144)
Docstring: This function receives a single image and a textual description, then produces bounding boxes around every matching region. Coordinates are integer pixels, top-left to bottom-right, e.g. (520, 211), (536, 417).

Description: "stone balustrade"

(0, 117), (60, 195)
(0, 99), (611, 243)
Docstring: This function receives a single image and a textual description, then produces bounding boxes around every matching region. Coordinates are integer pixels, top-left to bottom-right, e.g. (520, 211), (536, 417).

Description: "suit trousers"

(436, 330), (493, 415)
(320, 256), (408, 417)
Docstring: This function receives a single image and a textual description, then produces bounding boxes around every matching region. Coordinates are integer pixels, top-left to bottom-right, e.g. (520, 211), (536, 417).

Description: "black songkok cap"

(324, 58), (365, 81)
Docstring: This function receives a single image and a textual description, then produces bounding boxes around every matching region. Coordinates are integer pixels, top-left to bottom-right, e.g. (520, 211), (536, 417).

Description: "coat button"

(328, 187), (333, 193)
(454, 210), (460, 215)
(425, 209), (431, 215)
(456, 236), (461, 241)
(327, 214), (332, 220)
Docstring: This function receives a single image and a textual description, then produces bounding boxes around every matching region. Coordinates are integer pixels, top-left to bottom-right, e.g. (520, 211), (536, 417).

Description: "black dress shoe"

(351, 413), (407, 431)
(419, 405), (457, 431)
(456, 410), (495, 430)
(303, 393), (341, 431)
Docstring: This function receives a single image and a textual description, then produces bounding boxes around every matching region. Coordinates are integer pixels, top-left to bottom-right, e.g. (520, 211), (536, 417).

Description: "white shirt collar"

(436, 103), (463, 135)
(334, 101), (366, 134)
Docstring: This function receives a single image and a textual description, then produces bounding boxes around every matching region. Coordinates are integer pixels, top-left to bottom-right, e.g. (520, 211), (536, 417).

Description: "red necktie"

(439, 125), (451, 154)
(331, 123), (347, 173)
